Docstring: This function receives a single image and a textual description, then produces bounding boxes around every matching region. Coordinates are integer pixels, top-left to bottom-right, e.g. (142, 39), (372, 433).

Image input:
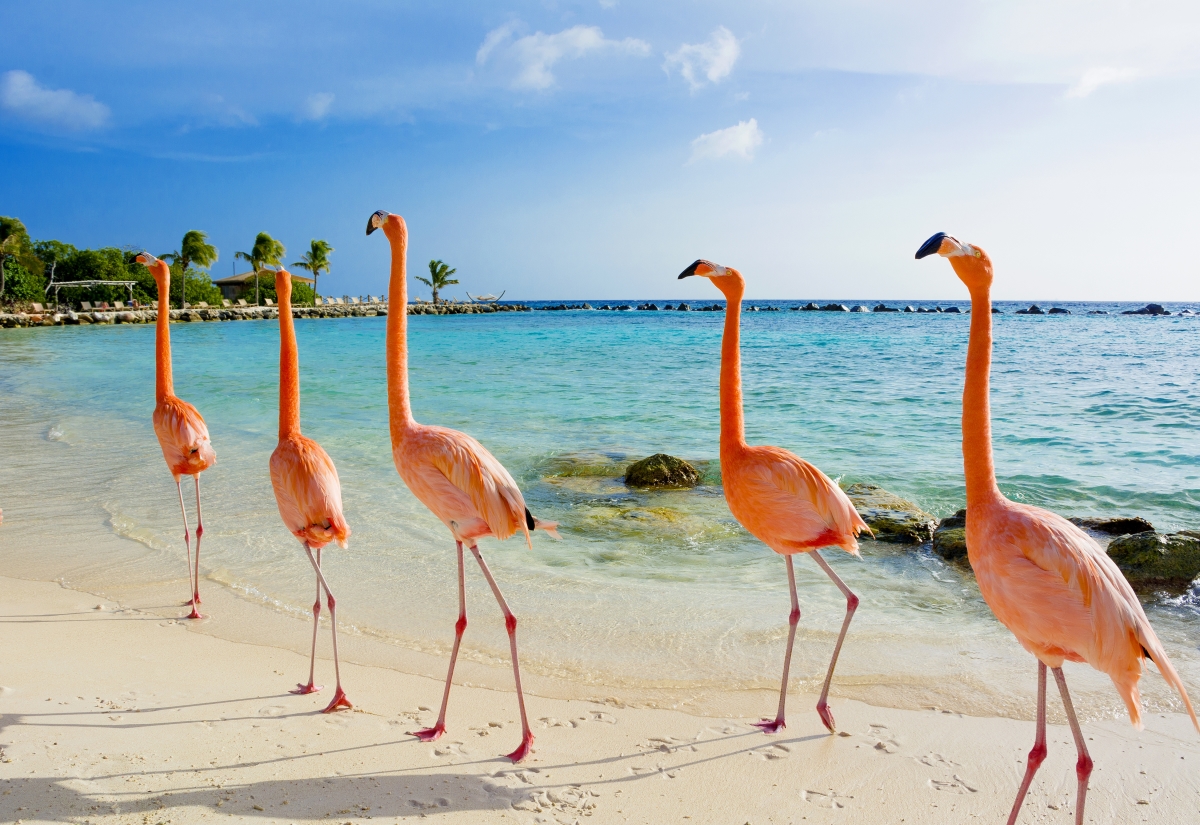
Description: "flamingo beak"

(915, 233), (970, 259)
(135, 252), (158, 266)
(366, 210), (389, 236)
(678, 259), (721, 279)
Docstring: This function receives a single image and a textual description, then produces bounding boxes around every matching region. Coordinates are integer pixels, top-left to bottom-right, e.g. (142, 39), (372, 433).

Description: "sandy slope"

(1, 575), (1196, 825)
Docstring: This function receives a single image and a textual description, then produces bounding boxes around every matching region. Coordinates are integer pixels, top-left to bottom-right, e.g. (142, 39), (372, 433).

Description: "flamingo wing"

(270, 436), (350, 549)
(153, 396), (216, 477)
(737, 446), (868, 553)
(976, 504), (1197, 730)
(416, 426), (529, 544)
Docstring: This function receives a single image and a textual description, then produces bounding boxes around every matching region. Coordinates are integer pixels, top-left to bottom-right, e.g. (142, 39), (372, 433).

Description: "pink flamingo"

(369, 210), (559, 763)
(138, 252), (216, 620)
(269, 268), (353, 713)
(679, 260), (869, 733)
(916, 232), (1197, 824)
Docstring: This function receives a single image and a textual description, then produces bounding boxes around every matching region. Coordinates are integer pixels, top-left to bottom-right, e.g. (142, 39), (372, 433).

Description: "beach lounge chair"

(222, 299), (232, 307)
(31, 302), (44, 313)
(264, 298), (274, 306)
(81, 301), (94, 311)
(114, 301), (125, 309)
(152, 300), (159, 309)
(197, 301), (210, 308)
(237, 299), (249, 307)
(351, 296), (361, 305)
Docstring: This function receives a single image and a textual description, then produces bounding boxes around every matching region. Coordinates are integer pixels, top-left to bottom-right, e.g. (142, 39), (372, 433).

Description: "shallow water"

(1, 300), (1198, 722)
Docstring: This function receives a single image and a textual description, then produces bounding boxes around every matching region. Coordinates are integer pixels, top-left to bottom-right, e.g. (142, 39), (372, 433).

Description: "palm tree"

(417, 259), (459, 305)
(234, 232), (285, 305)
(0, 217), (41, 301)
(163, 230), (218, 309)
(291, 239), (334, 301)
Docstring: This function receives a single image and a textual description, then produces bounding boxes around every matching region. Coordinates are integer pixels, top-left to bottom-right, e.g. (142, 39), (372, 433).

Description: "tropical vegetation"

(418, 259), (458, 304)
(234, 232), (285, 306)
(163, 230), (219, 309)
(291, 239), (334, 298)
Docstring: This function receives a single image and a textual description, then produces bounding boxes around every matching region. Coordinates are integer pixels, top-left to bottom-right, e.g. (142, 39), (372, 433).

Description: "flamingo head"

(366, 210), (407, 242)
(136, 251), (170, 282)
(915, 232), (992, 292)
(275, 267), (292, 301)
(677, 259), (744, 297)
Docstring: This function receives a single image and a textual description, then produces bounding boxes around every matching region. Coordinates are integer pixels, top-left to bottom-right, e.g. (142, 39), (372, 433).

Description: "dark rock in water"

(821, 303), (850, 312)
(874, 304), (899, 312)
(624, 453), (701, 488)
(991, 308), (1002, 313)
(1016, 305), (1044, 315)
(1122, 303), (1169, 316)
(943, 306), (961, 314)
(1088, 310), (1108, 315)
(850, 305), (870, 313)
(843, 483), (937, 544)
(677, 303), (690, 311)
(1106, 531), (1200, 590)
(903, 305), (915, 312)
(801, 302), (820, 311)
(1180, 308), (1196, 316)
(1048, 307), (1070, 314)
(932, 509), (968, 561)
(1069, 516), (1154, 536)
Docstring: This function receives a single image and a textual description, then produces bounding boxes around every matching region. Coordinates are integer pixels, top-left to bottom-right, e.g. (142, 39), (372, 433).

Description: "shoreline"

(3, 571), (1198, 824)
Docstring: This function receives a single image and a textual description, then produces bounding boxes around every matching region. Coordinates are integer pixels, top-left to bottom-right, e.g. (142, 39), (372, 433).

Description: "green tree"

(163, 230), (219, 309)
(256, 271), (316, 307)
(0, 216), (43, 303)
(234, 232), (285, 306)
(417, 259), (458, 305)
(291, 239), (334, 299)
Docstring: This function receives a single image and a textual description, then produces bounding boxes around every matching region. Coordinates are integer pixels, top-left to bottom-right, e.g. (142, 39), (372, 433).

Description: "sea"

(1, 299), (1198, 724)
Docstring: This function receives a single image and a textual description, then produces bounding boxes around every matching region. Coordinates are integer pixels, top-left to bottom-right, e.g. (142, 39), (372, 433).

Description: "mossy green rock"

(932, 509), (968, 561)
(1106, 531), (1200, 589)
(1069, 516), (1154, 535)
(624, 453), (701, 488)
(842, 483), (937, 544)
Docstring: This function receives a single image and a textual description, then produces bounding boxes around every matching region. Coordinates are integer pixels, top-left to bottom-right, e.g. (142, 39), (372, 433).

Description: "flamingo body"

(270, 434), (350, 550)
(153, 395), (216, 481)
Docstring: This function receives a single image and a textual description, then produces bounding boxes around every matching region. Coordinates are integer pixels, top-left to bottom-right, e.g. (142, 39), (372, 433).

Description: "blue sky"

(2, 1), (1198, 300)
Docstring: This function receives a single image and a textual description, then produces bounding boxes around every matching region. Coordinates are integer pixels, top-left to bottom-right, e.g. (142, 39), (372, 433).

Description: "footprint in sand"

(537, 716), (578, 729)
(803, 789), (854, 808)
(915, 752), (960, 770)
(407, 798), (450, 809)
(867, 724), (900, 754)
(639, 736), (697, 755)
(929, 775), (978, 794)
(432, 741), (469, 758)
(750, 743), (792, 761)
(258, 706), (285, 717)
(588, 711), (617, 724)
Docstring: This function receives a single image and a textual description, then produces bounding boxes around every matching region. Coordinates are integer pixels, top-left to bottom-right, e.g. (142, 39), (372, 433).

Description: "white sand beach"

(2, 574), (1197, 824)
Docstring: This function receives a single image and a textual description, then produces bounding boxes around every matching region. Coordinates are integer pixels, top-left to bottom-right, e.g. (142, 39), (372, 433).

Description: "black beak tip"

(677, 260), (702, 279)
(366, 218), (377, 236)
(915, 232), (947, 260)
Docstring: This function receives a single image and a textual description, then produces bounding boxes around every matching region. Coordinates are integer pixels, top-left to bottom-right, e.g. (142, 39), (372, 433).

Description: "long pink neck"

(964, 284), (1001, 506)
(718, 286), (746, 454)
(155, 272), (173, 402)
(385, 230), (413, 445)
(277, 280), (301, 440)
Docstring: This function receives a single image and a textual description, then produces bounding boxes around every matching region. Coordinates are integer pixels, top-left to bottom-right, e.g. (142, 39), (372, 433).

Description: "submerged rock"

(1122, 303), (1169, 316)
(624, 454), (701, 488)
(932, 509), (968, 561)
(1016, 305), (1044, 315)
(874, 304), (899, 312)
(1069, 516), (1154, 536)
(821, 303), (850, 312)
(842, 483), (937, 544)
(1048, 307), (1071, 314)
(1106, 531), (1200, 590)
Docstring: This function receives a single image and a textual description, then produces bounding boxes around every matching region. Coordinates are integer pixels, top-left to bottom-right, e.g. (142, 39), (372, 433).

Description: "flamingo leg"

(413, 542), (467, 743)
(175, 480), (201, 619)
(754, 555), (800, 734)
(469, 545), (534, 763)
(1052, 667), (1093, 825)
(291, 545), (323, 695)
(302, 543), (351, 713)
(1006, 662), (1048, 825)
(809, 549), (859, 732)
(192, 475), (204, 606)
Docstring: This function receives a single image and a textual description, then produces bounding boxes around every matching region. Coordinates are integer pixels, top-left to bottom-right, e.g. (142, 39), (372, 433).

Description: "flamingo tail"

(1140, 630), (1199, 733)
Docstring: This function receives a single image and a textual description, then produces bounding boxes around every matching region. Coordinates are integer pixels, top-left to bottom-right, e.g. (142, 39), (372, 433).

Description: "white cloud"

(0, 70), (109, 130)
(665, 26), (740, 90)
(477, 23), (650, 90)
(1066, 67), (1139, 98)
(304, 92), (335, 120)
(689, 118), (763, 163)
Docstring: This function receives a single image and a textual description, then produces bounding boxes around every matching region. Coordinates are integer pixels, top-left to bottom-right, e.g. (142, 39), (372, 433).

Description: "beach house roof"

(213, 271), (314, 286)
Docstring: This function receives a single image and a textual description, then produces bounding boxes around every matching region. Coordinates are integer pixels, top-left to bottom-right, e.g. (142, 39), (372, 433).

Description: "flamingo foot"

(505, 732), (535, 764)
(412, 724), (446, 743)
(321, 687), (352, 713)
(185, 604), (203, 620)
(290, 682), (323, 695)
(193, 593), (202, 605)
(816, 700), (836, 733)
(752, 718), (786, 734)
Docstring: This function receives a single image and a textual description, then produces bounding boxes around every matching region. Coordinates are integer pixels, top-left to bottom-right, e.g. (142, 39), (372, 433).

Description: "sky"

(2, 1), (1199, 301)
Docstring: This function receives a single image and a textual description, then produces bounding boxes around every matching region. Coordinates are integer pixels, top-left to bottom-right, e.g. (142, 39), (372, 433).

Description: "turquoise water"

(1, 302), (1198, 721)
